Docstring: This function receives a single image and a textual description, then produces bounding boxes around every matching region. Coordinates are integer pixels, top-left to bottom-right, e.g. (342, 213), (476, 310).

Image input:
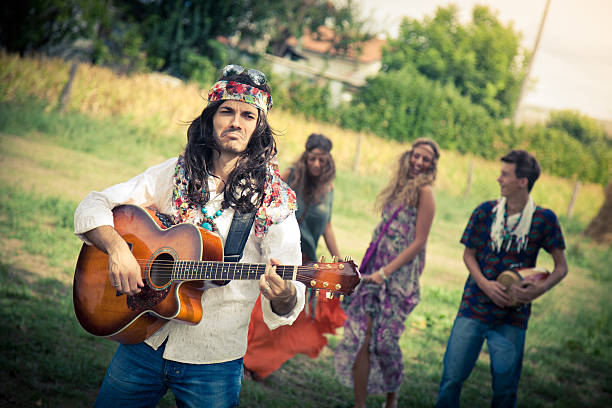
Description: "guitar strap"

(223, 211), (256, 263)
(152, 208), (255, 263)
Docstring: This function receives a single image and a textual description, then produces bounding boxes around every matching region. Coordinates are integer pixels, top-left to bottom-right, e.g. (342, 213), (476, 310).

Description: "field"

(0, 55), (610, 407)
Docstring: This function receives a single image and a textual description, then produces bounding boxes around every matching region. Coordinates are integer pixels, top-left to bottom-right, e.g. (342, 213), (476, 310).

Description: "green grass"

(0, 99), (610, 407)
(0, 185), (78, 265)
(0, 260), (116, 406)
(0, 100), (184, 167)
(0, 188), (116, 407)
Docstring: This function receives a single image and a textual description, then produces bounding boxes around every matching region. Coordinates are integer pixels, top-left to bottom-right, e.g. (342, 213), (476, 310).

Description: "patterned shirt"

(458, 200), (565, 329)
(74, 157), (305, 364)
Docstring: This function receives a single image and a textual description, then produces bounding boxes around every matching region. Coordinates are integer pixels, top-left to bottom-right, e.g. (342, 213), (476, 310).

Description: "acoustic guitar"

(73, 204), (361, 344)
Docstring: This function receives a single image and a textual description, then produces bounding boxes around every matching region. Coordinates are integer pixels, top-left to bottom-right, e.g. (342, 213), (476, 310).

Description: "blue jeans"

(95, 342), (243, 408)
(436, 317), (526, 408)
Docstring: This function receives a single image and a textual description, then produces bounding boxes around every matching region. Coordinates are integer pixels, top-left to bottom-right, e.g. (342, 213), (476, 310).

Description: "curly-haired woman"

(335, 138), (440, 408)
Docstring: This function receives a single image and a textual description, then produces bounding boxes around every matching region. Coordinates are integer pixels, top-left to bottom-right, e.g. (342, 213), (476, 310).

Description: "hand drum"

(497, 267), (550, 307)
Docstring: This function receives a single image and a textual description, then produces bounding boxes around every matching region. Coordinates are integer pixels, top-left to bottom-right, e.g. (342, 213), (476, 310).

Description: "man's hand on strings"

(259, 258), (297, 315)
(108, 242), (144, 296)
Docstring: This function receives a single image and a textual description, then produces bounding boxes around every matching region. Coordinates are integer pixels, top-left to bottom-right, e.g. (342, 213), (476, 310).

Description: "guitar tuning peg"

(319, 255), (326, 263)
(339, 295), (344, 302)
(326, 291), (334, 299)
(344, 256), (353, 261)
(332, 255), (339, 262)
(315, 289), (320, 297)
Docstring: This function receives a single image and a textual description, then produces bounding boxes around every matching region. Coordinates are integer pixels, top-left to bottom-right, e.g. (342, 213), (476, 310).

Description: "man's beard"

(214, 129), (248, 156)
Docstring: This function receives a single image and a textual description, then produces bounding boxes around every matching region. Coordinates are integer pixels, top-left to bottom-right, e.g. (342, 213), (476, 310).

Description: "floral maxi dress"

(334, 204), (426, 394)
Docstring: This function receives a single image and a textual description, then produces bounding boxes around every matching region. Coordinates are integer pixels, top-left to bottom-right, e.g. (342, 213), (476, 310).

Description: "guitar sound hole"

(150, 252), (174, 287)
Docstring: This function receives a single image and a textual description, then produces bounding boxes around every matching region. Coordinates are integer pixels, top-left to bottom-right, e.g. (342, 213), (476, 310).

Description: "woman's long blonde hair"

(377, 137), (440, 210)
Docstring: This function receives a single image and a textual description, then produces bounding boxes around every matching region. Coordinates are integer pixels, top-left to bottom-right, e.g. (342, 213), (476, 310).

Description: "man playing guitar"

(74, 65), (304, 408)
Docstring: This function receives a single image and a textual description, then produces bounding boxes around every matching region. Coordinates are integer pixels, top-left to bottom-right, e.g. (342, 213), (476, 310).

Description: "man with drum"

(436, 150), (568, 408)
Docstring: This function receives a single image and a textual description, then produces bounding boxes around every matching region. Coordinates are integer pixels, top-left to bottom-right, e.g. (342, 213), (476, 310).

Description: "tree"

(0, 0), (110, 56)
(1, 0), (374, 79)
(585, 179), (612, 244)
(90, 2), (148, 74)
(547, 109), (606, 145)
(238, 0), (373, 57)
(383, 5), (528, 118)
(343, 66), (496, 150)
(115, 0), (247, 77)
(546, 110), (611, 184)
(0, 0), (247, 76)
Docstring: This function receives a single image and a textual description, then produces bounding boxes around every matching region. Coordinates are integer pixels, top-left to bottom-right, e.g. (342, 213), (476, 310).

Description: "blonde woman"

(335, 138), (440, 408)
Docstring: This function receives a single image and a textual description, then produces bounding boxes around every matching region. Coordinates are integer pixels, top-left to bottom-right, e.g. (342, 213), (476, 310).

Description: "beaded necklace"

(502, 210), (522, 242)
(172, 155), (297, 238)
(201, 206), (224, 232)
(490, 196), (536, 253)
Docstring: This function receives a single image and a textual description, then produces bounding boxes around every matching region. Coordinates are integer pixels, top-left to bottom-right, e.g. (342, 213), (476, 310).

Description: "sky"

(358, 0), (612, 120)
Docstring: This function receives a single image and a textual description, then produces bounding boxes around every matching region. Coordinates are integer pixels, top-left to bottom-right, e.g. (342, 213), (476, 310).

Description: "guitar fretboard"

(173, 261), (300, 282)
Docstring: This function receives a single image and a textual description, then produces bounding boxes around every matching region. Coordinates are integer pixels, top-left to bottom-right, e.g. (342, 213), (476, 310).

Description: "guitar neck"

(174, 261), (301, 282)
(159, 256), (358, 295)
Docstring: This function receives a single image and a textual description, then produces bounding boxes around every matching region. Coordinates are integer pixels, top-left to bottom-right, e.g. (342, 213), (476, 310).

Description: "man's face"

(212, 100), (259, 156)
(497, 162), (527, 198)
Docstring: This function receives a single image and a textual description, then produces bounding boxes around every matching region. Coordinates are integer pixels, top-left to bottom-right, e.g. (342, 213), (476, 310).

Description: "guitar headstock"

(297, 256), (361, 296)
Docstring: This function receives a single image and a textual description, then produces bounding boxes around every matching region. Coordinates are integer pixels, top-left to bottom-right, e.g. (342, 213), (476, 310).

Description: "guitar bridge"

(126, 285), (171, 311)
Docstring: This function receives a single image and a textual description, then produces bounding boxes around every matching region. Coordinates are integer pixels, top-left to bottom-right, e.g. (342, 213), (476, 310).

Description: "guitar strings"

(106, 258), (335, 282)
(129, 258), (330, 274)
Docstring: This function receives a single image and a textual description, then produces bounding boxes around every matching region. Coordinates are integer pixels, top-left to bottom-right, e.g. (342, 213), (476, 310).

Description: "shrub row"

(1, 51), (609, 184)
(271, 68), (610, 185)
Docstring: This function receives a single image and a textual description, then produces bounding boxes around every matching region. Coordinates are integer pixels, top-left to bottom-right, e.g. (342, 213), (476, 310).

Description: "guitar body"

(73, 205), (224, 344)
(74, 205), (361, 344)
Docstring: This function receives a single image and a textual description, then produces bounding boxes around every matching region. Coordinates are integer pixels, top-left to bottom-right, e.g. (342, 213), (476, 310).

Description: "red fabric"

(244, 289), (346, 379)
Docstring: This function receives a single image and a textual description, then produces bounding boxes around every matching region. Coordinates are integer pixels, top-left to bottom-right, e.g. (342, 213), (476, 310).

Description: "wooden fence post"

(567, 179), (581, 218)
(353, 132), (363, 174)
(464, 159), (474, 198)
(58, 61), (79, 113)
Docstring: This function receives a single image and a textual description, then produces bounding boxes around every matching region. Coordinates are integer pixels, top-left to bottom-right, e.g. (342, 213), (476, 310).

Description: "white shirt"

(74, 157), (305, 364)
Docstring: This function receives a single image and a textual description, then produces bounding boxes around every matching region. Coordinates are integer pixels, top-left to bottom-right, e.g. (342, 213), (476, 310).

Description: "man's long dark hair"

(183, 72), (277, 213)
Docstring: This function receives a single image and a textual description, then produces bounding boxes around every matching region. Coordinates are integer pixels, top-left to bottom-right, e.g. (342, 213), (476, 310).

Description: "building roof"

(286, 26), (385, 63)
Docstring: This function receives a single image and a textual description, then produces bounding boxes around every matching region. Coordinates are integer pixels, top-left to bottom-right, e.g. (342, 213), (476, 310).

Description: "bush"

(338, 68), (497, 153)
(181, 49), (219, 88)
(514, 124), (610, 184)
(525, 125), (590, 179)
(272, 73), (336, 123)
(545, 110), (611, 184)
(547, 109), (606, 145)
(265, 66), (611, 185)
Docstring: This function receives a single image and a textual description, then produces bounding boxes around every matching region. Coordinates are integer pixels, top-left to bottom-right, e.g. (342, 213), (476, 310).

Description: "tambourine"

(497, 267), (550, 307)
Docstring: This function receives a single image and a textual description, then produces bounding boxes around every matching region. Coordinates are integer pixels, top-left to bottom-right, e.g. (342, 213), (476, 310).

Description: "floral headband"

(207, 80), (273, 114)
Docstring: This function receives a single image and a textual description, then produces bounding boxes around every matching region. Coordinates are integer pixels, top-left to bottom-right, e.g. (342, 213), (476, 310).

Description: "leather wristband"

(270, 285), (297, 315)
